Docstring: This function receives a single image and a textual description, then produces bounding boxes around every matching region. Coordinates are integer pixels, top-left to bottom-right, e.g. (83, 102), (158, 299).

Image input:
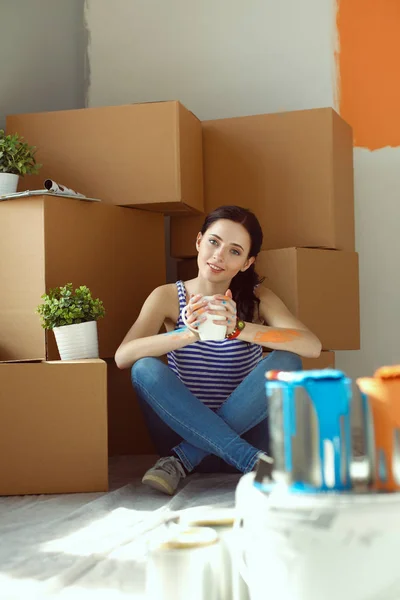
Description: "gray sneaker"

(142, 456), (186, 495)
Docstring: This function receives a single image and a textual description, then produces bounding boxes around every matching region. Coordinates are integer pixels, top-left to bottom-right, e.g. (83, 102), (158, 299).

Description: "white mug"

(181, 295), (227, 341)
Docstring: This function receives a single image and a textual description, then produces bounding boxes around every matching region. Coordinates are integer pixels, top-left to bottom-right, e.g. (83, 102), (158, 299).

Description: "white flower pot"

(0, 173), (19, 195)
(53, 320), (99, 361)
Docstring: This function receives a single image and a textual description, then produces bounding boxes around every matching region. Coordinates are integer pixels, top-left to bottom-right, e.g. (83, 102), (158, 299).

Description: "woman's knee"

(268, 350), (303, 371)
(130, 357), (162, 387)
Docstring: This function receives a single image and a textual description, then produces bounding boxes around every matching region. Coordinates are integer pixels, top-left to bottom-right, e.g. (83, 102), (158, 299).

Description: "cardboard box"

(0, 196), (165, 361)
(171, 107), (355, 257)
(256, 248), (360, 350)
(0, 359), (108, 495)
(263, 350), (335, 370)
(107, 359), (155, 456)
(302, 351), (335, 370)
(7, 101), (204, 214)
(176, 257), (198, 281)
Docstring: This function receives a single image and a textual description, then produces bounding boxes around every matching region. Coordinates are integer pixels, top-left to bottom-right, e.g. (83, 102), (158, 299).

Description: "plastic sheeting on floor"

(0, 455), (241, 600)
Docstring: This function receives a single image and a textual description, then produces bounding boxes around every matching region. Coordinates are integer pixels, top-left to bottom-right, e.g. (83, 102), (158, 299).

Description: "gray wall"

(86, 0), (335, 119)
(0, 0), (85, 130)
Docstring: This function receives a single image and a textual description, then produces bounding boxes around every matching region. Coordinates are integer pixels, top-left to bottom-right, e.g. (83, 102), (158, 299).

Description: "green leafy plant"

(36, 283), (105, 330)
(0, 129), (41, 176)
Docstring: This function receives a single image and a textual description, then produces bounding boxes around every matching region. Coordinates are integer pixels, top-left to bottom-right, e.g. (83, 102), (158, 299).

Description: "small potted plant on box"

(0, 129), (41, 195)
(36, 283), (105, 360)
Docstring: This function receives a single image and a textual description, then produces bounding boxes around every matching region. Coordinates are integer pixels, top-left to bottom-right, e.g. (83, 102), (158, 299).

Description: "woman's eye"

(209, 238), (217, 245)
(231, 249), (240, 256)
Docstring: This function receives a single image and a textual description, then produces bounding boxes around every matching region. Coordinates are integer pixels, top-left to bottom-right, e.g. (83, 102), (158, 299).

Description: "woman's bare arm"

(114, 285), (198, 369)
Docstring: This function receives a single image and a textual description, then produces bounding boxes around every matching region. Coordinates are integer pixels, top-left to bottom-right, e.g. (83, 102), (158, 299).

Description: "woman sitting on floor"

(115, 205), (321, 495)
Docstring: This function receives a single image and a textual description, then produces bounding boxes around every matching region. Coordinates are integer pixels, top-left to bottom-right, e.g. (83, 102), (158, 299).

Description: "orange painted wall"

(336, 0), (400, 150)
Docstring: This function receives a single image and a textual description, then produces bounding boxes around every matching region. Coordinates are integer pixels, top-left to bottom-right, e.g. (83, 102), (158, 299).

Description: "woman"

(115, 205), (321, 495)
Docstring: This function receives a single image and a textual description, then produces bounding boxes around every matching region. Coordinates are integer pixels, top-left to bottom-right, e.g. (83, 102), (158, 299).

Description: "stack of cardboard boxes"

(173, 107), (360, 366)
(1, 102), (359, 494)
(1, 101), (203, 494)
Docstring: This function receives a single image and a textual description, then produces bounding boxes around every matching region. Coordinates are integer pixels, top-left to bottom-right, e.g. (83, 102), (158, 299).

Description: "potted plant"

(36, 283), (105, 361)
(0, 129), (41, 195)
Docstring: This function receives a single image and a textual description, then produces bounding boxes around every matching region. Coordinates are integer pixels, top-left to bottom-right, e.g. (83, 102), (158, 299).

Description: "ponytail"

(230, 264), (264, 322)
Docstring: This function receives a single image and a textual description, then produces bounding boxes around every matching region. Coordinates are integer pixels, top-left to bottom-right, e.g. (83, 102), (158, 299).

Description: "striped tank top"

(167, 280), (263, 410)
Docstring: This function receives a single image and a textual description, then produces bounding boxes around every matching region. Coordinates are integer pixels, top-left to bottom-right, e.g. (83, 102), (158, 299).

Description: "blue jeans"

(131, 351), (302, 474)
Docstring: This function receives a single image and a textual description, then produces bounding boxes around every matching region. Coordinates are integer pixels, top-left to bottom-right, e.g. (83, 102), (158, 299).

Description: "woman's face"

(196, 219), (255, 283)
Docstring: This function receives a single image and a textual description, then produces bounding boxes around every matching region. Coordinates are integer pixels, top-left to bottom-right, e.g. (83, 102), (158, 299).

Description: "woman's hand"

(184, 294), (208, 334)
(208, 289), (237, 336)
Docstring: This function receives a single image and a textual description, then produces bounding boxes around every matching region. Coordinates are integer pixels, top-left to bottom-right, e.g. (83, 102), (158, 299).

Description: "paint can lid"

(266, 368), (347, 383)
(374, 365), (400, 380)
(188, 518), (235, 528)
(157, 526), (219, 550)
(181, 507), (235, 525)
